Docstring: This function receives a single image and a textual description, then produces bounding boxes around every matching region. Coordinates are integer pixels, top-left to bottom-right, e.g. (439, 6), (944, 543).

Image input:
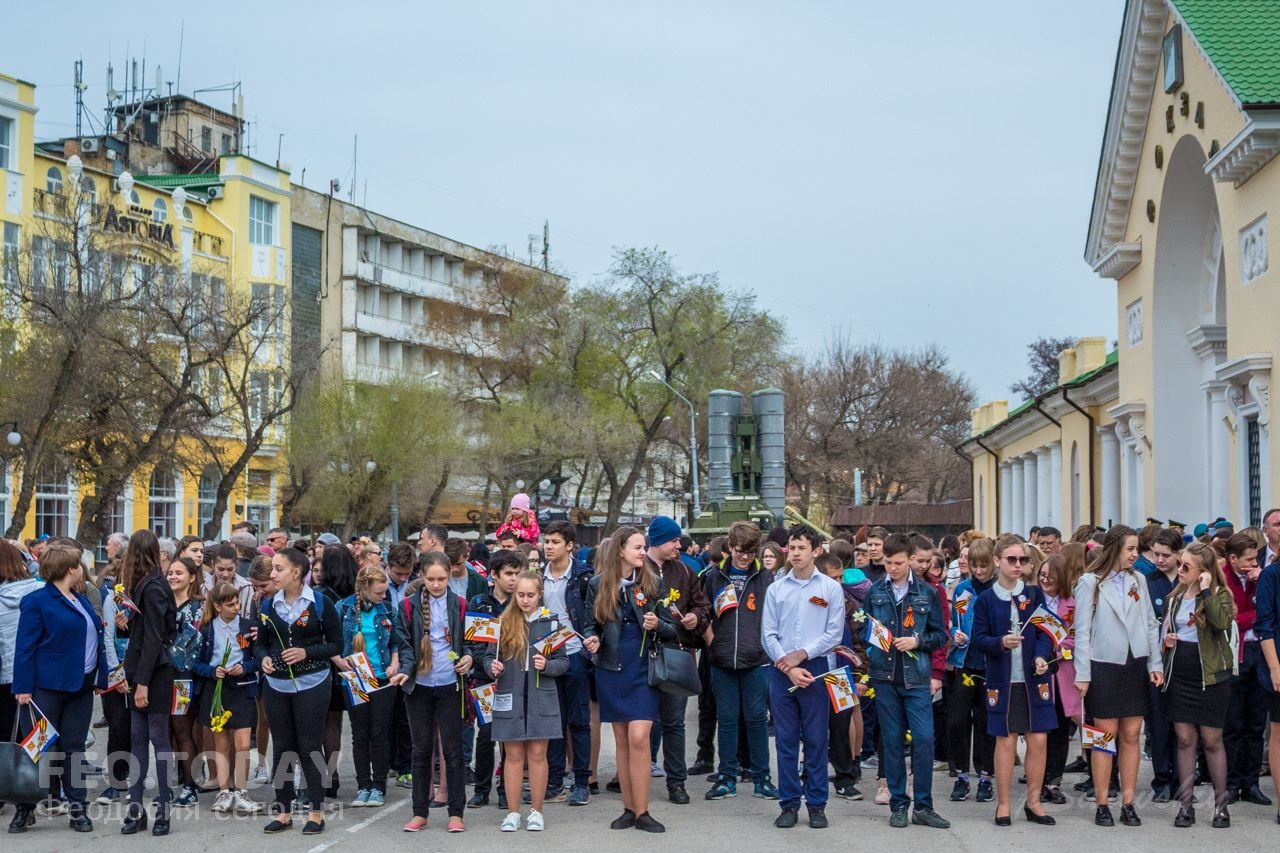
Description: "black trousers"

(264, 679), (331, 811)
(407, 684), (465, 818)
(101, 687), (133, 787)
(828, 706), (857, 785)
(349, 686), (395, 793)
(945, 667), (993, 776)
(1144, 679), (1175, 792)
(389, 688), (412, 776)
(652, 692), (689, 784)
(474, 720), (496, 797)
(1225, 641), (1268, 791)
(695, 648), (716, 763)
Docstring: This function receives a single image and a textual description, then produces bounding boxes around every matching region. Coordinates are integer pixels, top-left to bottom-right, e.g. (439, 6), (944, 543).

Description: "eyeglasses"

(1004, 555), (1032, 566)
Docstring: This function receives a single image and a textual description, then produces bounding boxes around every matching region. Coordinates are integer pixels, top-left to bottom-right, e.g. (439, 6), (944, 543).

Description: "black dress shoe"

(609, 809), (636, 830)
(121, 806), (148, 835)
(1042, 785), (1067, 805)
(1242, 784), (1273, 805)
(633, 812), (664, 833)
(1024, 805), (1056, 825)
(1174, 803), (1195, 827)
(1064, 757), (1089, 774)
(152, 816), (171, 836)
(606, 778), (622, 793)
(1211, 805), (1230, 828)
(1095, 805), (1114, 826)
(994, 814), (1011, 827)
(1119, 803), (1141, 826)
(774, 808), (798, 829)
(467, 794), (488, 808)
(8, 806), (35, 833)
(69, 813), (93, 833)
(687, 759), (714, 776)
(807, 807), (828, 829)
(667, 783), (690, 804)
(1151, 786), (1172, 803)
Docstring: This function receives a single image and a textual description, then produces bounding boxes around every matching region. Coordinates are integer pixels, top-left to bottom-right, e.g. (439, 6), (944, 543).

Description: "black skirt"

(197, 679), (258, 730)
(1085, 654), (1148, 719)
(1163, 641), (1230, 728)
(1006, 683), (1031, 734)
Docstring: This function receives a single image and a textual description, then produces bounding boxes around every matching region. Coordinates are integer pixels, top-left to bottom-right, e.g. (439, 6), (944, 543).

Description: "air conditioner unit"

(79, 137), (100, 154)
(105, 149), (117, 161)
(205, 186), (223, 200)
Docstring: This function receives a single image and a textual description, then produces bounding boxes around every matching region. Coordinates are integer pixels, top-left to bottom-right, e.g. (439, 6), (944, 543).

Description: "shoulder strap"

(313, 590), (325, 618)
(403, 596), (413, 625)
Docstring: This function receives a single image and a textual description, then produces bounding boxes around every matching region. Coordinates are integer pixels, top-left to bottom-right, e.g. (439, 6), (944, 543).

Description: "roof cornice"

(1084, 0), (1168, 272)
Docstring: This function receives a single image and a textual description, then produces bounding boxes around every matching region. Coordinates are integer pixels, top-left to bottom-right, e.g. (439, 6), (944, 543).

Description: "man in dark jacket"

(465, 551), (522, 810)
(541, 521), (596, 806)
(646, 516), (712, 805)
(702, 521), (778, 801)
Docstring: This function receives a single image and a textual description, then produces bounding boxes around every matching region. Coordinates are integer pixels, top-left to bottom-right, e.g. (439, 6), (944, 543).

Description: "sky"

(7, 0), (1125, 402)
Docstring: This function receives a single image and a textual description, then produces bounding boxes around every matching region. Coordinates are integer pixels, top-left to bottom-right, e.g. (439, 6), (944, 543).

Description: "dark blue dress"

(595, 602), (660, 723)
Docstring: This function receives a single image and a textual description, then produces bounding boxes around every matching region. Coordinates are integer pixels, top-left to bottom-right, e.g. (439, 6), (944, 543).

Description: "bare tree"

(1010, 336), (1076, 400)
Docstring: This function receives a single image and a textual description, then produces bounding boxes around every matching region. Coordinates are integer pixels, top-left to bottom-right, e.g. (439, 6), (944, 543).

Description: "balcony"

(354, 260), (468, 306)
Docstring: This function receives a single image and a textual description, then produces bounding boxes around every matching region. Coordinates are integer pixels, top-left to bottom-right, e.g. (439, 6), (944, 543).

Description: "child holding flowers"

(481, 572), (570, 831)
(194, 582), (261, 815)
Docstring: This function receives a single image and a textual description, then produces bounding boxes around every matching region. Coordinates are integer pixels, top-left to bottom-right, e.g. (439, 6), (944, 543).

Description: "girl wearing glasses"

(971, 536), (1057, 826)
(1073, 525), (1164, 828)
(1038, 547), (1085, 805)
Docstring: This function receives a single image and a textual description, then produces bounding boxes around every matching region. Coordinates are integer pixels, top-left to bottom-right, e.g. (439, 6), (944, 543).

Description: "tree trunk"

(422, 463), (451, 526)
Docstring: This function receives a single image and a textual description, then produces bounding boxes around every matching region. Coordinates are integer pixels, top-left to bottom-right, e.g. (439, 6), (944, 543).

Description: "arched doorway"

(1152, 135), (1227, 523)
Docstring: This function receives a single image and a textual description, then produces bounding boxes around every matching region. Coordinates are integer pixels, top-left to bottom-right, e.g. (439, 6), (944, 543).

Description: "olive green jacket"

(1161, 586), (1237, 687)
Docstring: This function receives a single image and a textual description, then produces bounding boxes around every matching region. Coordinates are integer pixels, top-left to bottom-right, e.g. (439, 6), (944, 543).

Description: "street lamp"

(0, 422), (20, 446)
(646, 370), (701, 515)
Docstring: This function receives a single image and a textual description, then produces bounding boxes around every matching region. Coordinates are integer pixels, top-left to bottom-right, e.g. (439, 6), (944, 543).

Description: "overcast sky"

(9, 0), (1124, 402)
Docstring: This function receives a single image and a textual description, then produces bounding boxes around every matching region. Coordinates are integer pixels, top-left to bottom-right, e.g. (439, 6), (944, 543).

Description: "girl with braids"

(337, 566), (406, 808)
(255, 547), (341, 836)
(1159, 541), (1236, 828)
(394, 550), (472, 833)
(121, 529), (179, 836)
(482, 571), (569, 831)
(583, 526), (678, 834)
(1072, 524), (1164, 828)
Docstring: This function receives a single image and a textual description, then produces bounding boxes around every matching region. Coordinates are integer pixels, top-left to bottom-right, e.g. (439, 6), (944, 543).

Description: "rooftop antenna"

(74, 59), (86, 137)
(542, 220), (550, 271)
(350, 134), (358, 204)
(175, 20), (184, 94)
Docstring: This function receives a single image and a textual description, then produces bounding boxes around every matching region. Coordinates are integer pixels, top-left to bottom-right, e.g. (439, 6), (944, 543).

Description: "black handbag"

(0, 704), (52, 804)
(647, 639), (701, 697)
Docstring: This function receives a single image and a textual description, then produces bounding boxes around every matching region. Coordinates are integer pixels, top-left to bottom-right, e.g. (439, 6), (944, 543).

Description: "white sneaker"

(650, 762), (665, 777)
(233, 790), (263, 814)
(874, 778), (890, 806)
(211, 790), (235, 813)
(251, 764), (270, 786)
(501, 811), (522, 832)
(526, 809), (544, 831)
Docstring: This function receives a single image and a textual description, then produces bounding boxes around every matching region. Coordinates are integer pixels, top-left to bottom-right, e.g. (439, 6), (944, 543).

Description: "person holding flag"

(10, 540), (109, 834)
(701, 520), (777, 801)
(863, 532), (950, 829)
(465, 549), (523, 809)
(946, 537), (996, 804)
(761, 524), (844, 829)
(971, 536), (1057, 827)
(479, 572), (569, 831)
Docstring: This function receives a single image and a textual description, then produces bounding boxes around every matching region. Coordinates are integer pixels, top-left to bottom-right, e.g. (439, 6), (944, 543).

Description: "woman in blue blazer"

(972, 536), (1056, 828)
(11, 541), (109, 834)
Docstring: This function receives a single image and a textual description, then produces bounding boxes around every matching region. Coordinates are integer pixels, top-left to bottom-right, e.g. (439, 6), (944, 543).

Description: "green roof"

(1174, 0), (1280, 106)
(963, 349), (1119, 445)
(133, 174), (223, 189)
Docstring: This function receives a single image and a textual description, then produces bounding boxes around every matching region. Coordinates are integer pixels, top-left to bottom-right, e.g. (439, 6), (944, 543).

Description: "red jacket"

(1225, 568), (1257, 660)
(925, 577), (951, 681)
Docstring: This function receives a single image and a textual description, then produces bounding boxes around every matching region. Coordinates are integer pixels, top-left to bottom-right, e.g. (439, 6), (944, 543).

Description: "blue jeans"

(768, 661), (830, 810)
(710, 665), (770, 781)
(874, 681), (935, 811)
(547, 652), (592, 789)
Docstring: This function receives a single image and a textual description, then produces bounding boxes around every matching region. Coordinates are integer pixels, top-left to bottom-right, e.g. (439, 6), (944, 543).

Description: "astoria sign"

(102, 205), (175, 249)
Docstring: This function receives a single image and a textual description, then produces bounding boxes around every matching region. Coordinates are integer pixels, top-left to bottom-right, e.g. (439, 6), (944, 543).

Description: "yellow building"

(963, 0), (1280, 534)
(0, 71), (293, 548)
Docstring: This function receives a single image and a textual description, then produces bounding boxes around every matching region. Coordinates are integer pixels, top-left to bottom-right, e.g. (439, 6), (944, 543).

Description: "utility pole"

(541, 220), (549, 271)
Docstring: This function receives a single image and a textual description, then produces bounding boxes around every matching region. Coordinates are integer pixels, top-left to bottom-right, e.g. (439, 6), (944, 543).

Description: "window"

(152, 197), (167, 223)
(0, 117), (12, 170)
(200, 126), (212, 153)
(251, 282), (271, 334)
(79, 176), (96, 203)
(148, 464), (179, 539)
(2, 222), (17, 291)
(198, 466), (219, 538)
(248, 371), (268, 422)
(249, 196), (276, 246)
(1248, 418), (1262, 527)
(45, 166), (63, 194)
(220, 133), (232, 155)
(245, 469), (273, 531)
(34, 462), (71, 538)
(95, 493), (127, 563)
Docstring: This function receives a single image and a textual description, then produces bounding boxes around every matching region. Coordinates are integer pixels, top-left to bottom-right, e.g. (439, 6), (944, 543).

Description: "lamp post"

(647, 370), (700, 515)
(0, 422), (20, 447)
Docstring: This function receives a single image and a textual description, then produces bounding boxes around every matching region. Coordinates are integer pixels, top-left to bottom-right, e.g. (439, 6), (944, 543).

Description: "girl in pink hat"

(496, 494), (540, 545)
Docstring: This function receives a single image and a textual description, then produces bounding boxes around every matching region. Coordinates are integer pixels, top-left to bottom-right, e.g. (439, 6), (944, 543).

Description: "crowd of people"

(1, 496), (1279, 836)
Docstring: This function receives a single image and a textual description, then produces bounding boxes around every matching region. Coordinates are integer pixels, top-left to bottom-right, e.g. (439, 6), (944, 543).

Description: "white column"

(1099, 426), (1120, 528)
(1023, 453), (1039, 535)
(1011, 458), (1026, 536)
(1207, 382), (1231, 519)
(1035, 447), (1053, 530)
(999, 462), (1013, 535)
(1049, 442), (1063, 530)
